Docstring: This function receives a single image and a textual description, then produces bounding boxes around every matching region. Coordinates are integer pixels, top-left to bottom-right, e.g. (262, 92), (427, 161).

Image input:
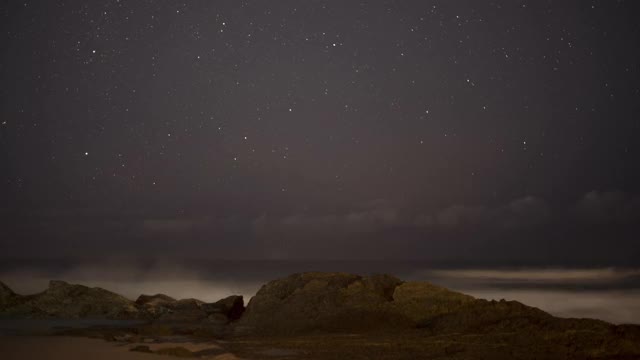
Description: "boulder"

(201, 295), (245, 321)
(0, 281), (21, 310)
(136, 294), (177, 318)
(155, 299), (208, 323)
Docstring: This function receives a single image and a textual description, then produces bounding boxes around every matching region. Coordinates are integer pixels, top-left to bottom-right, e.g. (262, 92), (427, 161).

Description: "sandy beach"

(0, 336), (242, 360)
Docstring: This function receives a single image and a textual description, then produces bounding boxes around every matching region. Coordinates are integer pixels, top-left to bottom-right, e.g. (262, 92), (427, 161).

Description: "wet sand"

(0, 336), (242, 360)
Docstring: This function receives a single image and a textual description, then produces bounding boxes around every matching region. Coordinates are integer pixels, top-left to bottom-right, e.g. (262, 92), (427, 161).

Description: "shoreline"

(0, 335), (241, 360)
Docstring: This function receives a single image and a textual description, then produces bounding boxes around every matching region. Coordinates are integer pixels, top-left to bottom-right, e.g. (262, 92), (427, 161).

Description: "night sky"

(1, 1), (639, 265)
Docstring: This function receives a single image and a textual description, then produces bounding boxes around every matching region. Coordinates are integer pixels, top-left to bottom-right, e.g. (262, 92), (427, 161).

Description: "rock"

(235, 272), (559, 335)
(135, 293), (176, 306)
(0, 281), (20, 310)
(175, 298), (205, 308)
(136, 294), (177, 318)
(236, 272), (409, 334)
(142, 294), (245, 326)
(206, 313), (229, 325)
(137, 294), (222, 323)
(155, 298), (208, 323)
(201, 295), (245, 321)
(391, 281), (475, 323)
(0, 280), (140, 319)
(0, 281), (16, 296)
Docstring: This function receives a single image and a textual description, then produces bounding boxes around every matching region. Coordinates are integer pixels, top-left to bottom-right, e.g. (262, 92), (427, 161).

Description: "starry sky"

(1, 1), (639, 265)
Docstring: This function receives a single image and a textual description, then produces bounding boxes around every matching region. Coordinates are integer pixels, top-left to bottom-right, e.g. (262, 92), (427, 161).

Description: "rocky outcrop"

(1, 280), (140, 319)
(134, 292), (244, 325)
(0, 281), (20, 310)
(135, 294), (177, 318)
(202, 295), (245, 322)
(235, 272), (575, 335)
(151, 297), (245, 324)
(1, 279), (246, 325)
(154, 298), (208, 323)
(236, 272), (416, 334)
(232, 269), (640, 360)
(3, 273), (640, 359)
(136, 294), (177, 307)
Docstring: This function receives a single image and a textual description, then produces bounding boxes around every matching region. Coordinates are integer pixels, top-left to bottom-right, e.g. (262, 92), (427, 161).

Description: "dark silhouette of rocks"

(1, 272), (640, 359)
(0, 280), (140, 319)
(134, 292), (245, 324)
(0, 280), (19, 309)
(136, 293), (177, 306)
(154, 298), (209, 323)
(233, 272), (640, 359)
(0, 281), (245, 324)
(202, 295), (245, 321)
(236, 272), (621, 337)
(236, 272), (482, 334)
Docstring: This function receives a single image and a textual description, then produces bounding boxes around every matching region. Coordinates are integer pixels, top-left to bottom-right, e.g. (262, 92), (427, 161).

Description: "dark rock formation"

(0, 280), (140, 319)
(135, 293), (176, 307)
(234, 272), (640, 358)
(0, 281), (20, 310)
(135, 294), (178, 318)
(0, 279), (246, 337)
(201, 295), (245, 322)
(3, 273), (640, 358)
(235, 272), (624, 336)
(236, 272), (418, 334)
(155, 298), (208, 323)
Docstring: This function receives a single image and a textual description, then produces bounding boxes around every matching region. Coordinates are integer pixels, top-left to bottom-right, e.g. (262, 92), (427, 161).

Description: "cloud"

(413, 213), (435, 227)
(435, 205), (487, 227)
(431, 268), (640, 283)
(276, 203), (401, 233)
(345, 207), (399, 229)
(254, 195), (552, 234)
(497, 196), (550, 228)
(575, 190), (640, 224)
(143, 218), (208, 232)
(0, 259), (261, 302)
(281, 214), (341, 228)
(422, 196), (550, 229)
